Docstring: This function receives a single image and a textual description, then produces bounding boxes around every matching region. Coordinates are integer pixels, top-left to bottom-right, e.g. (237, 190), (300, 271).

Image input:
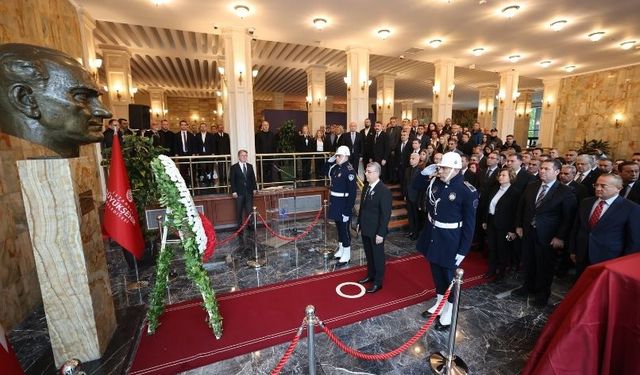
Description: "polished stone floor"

(10, 218), (574, 375)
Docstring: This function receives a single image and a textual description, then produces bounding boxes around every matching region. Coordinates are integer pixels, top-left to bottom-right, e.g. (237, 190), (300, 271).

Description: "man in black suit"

(575, 154), (601, 196)
(403, 153), (421, 240)
(357, 162), (392, 293)
(230, 149), (257, 229)
(255, 120), (277, 183)
(370, 121), (389, 180)
(360, 118), (374, 170)
(507, 153), (536, 192)
(174, 120), (196, 184)
(342, 121), (363, 171)
(143, 121), (163, 147)
(559, 164), (588, 203)
(295, 125), (315, 181)
(570, 173), (640, 276)
(394, 132), (412, 185)
(159, 119), (175, 155)
(194, 123), (216, 187)
(385, 117), (402, 182)
(214, 123), (231, 188)
(460, 154), (479, 189)
(514, 159), (577, 306)
(619, 161), (640, 204)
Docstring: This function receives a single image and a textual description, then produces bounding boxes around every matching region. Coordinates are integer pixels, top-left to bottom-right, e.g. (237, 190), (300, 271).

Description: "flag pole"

(133, 260), (143, 305)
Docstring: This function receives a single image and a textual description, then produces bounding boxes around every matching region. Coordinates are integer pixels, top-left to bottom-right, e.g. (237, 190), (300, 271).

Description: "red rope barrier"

(269, 322), (307, 375)
(257, 207), (324, 241)
(319, 283), (454, 361)
(217, 214), (252, 247)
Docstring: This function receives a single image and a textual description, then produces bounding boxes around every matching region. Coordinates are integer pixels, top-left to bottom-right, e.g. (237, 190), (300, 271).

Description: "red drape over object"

(103, 134), (145, 259)
(523, 253), (640, 375)
(0, 324), (24, 375)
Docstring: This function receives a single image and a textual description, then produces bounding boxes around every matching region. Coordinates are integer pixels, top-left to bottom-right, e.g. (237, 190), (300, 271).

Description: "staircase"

(353, 183), (408, 232)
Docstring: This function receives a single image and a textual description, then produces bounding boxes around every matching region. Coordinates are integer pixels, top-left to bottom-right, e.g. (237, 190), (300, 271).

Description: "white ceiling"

(82, 0), (640, 108)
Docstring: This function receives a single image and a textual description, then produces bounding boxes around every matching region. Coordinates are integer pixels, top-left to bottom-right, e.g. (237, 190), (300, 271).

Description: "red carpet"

(130, 252), (487, 374)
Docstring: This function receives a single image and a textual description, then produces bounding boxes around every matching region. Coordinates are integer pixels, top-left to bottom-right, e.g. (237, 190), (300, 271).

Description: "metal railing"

(169, 152), (332, 195)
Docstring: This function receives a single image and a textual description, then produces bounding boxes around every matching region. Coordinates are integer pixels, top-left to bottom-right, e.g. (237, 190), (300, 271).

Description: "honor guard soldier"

(413, 152), (479, 329)
(325, 145), (357, 265)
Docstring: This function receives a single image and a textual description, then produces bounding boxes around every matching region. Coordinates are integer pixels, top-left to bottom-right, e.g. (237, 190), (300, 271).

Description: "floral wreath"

(146, 155), (222, 338)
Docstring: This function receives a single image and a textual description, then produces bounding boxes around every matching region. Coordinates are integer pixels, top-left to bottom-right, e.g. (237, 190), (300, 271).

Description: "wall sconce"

(546, 98), (552, 108)
(512, 91), (520, 104)
(306, 95), (312, 109)
(448, 84), (455, 98)
(386, 99), (391, 110)
(343, 76), (351, 91)
(432, 83), (440, 99)
(238, 70), (244, 84)
(317, 96), (322, 106)
(114, 84), (122, 101)
(130, 86), (138, 99)
(90, 58), (102, 81)
(360, 79), (372, 92)
(614, 114), (624, 128)
(252, 68), (259, 78)
(496, 93), (505, 105)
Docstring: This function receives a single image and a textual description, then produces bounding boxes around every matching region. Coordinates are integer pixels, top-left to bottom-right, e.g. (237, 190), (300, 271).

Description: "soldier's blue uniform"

(413, 173), (479, 300)
(325, 160), (357, 248)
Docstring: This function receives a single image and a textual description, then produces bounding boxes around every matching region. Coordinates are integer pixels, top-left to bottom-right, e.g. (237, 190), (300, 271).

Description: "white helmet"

(437, 152), (462, 169)
(335, 145), (351, 156)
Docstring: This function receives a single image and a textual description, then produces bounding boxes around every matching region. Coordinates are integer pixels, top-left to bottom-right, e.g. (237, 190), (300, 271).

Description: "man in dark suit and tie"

(295, 125), (315, 182)
(357, 162), (392, 293)
(570, 173), (640, 276)
(514, 159), (577, 306)
(159, 119), (175, 155)
(143, 121), (163, 147)
(230, 149), (257, 229)
(507, 153), (536, 192)
(360, 118), (374, 171)
(174, 119), (196, 184)
(343, 121), (363, 171)
(575, 154), (602, 196)
(403, 153), (421, 240)
(618, 161), (640, 204)
(370, 121), (389, 180)
(194, 122), (216, 186)
(557, 163), (589, 275)
(214, 123), (231, 188)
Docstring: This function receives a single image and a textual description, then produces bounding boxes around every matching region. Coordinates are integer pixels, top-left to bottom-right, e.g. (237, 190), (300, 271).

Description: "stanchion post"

(320, 199), (333, 257)
(429, 268), (468, 375)
(306, 305), (316, 375)
(247, 206), (265, 268)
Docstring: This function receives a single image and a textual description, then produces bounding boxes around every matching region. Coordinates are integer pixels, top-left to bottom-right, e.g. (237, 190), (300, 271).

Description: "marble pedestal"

(17, 157), (116, 367)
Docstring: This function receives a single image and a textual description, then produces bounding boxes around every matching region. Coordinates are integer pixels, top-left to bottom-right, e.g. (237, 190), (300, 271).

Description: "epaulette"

(464, 181), (477, 192)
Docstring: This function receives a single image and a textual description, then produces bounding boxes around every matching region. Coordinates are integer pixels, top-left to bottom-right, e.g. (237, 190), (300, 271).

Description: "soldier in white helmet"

(412, 152), (479, 329)
(325, 145), (357, 265)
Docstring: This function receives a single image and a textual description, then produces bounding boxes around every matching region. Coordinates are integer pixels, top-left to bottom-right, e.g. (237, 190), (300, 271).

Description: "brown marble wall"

(553, 64), (640, 159)
(0, 0), (101, 329)
(166, 96), (219, 131)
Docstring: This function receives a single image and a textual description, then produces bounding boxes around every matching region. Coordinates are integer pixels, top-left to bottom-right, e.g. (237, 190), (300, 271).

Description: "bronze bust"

(0, 43), (112, 158)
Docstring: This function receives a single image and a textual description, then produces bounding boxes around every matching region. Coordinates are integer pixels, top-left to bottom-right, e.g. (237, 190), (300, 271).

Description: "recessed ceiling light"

(540, 60), (552, 68)
(429, 39), (443, 48)
(377, 29), (391, 40)
(550, 20), (568, 31)
(508, 54), (521, 63)
(313, 18), (327, 30)
(588, 32), (605, 41)
(620, 40), (636, 50)
(564, 65), (576, 73)
(501, 5), (521, 18)
(152, 0), (166, 5)
(233, 5), (250, 18)
(472, 47), (485, 56)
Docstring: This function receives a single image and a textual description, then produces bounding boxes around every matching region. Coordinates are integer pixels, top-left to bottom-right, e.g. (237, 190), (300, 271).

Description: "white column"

(496, 69), (520, 139)
(101, 45), (133, 120)
(477, 86), (497, 130)
(147, 87), (167, 122)
(432, 59), (456, 124)
(306, 65), (326, 132)
(401, 101), (413, 120)
(272, 92), (284, 110)
(345, 46), (371, 124)
(538, 79), (560, 148)
(221, 27), (256, 165)
(514, 89), (534, 147)
(376, 74), (395, 125)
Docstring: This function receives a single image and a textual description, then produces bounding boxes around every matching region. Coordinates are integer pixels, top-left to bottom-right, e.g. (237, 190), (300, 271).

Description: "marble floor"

(10, 219), (575, 375)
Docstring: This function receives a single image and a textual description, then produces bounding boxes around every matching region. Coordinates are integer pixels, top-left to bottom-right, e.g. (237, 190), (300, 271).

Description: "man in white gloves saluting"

(325, 145), (357, 265)
(412, 152), (479, 329)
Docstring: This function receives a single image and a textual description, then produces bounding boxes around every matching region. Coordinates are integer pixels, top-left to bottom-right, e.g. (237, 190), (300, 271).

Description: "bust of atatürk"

(0, 43), (112, 158)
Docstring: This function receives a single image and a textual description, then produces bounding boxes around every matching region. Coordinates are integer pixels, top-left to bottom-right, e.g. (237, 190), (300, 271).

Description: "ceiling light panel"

(588, 32), (605, 41)
(550, 20), (568, 31)
(501, 5), (521, 18)
(429, 39), (443, 48)
(312, 18), (327, 30)
(377, 29), (391, 40)
(620, 41), (636, 50)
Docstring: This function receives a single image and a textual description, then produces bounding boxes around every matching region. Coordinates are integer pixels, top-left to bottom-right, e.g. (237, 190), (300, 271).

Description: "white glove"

(421, 164), (438, 176)
(455, 254), (465, 266)
(328, 155), (336, 163)
(342, 214), (349, 222)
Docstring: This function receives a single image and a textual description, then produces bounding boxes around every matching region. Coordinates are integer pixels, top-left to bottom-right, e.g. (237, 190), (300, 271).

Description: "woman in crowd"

(427, 122), (437, 134)
(436, 134), (449, 153)
(481, 168), (519, 281)
(314, 129), (325, 185)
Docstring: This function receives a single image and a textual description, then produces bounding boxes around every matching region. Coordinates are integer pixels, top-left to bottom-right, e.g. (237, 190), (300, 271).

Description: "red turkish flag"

(103, 133), (145, 259)
(0, 324), (24, 375)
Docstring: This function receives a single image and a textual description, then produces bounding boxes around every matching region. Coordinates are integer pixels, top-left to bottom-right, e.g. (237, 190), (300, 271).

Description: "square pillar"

(376, 74), (395, 125)
(100, 45), (133, 121)
(538, 79), (561, 148)
(496, 69), (520, 139)
(432, 59), (456, 123)
(345, 46), (371, 124)
(514, 89), (535, 147)
(306, 65), (326, 132)
(477, 86), (497, 130)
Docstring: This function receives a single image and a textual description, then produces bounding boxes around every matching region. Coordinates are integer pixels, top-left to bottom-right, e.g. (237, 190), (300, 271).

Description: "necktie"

(242, 163), (247, 176)
(364, 185), (371, 200)
(375, 133), (379, 142)
(575, 173), (584, 183)
(535, 184), (548, 207)
(620, 184), (629, 198)
(588, 200), (605, 228)
(352, 132), (356, 144)
(182, 132), (187, 152)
